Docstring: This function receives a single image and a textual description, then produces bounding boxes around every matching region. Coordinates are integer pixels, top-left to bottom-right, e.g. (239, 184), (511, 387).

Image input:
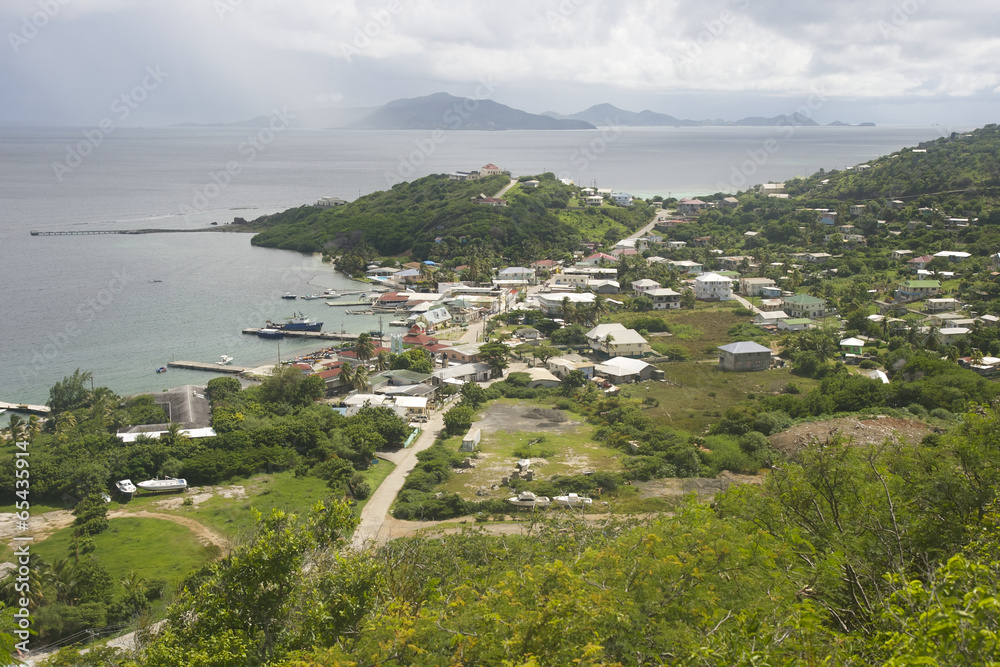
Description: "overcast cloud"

(2, 0), (998, 126)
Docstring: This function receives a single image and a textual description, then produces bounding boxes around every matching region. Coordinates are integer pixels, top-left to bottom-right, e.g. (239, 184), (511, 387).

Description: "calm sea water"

(0, 124), (956, 406)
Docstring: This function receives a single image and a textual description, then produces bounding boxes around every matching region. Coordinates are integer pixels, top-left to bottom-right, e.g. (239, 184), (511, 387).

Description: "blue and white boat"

(268, 313), (323, 332)
(257, 328), (284, 338)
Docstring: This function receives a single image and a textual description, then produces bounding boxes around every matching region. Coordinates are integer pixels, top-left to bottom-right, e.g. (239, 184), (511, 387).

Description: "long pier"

(0, 401), (51, 415)
(30, 228), (218, 237)
(242, 328), (360, 341)
(166, 361), (251, 374)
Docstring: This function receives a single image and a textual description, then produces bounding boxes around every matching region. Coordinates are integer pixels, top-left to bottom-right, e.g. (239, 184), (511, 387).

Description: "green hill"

(249, 173), (654, 263)
(787, 123), (1000, 204)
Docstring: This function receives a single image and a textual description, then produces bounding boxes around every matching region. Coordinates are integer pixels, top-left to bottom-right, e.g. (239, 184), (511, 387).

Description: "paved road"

(351, 408), (447, 549)
(493, 178), (518, 198)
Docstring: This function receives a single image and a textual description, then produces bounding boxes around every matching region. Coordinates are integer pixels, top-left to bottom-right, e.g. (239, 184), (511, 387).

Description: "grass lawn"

(614, 302), (761, 359)
(176, 471), (335, 538)
(620, 363), (819, 434)
(32, 517), (217, 592)
(437, 419), (620, 502)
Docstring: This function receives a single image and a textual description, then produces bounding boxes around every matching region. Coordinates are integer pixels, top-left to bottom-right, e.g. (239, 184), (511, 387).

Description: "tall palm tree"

(353, 332), (376, 364)
(350, 365), (370, 393)
(338, 363), (355, 392)
(603, 332), (615, 358)
(374, 350), (391, 372)
(593, 294), (609, 322)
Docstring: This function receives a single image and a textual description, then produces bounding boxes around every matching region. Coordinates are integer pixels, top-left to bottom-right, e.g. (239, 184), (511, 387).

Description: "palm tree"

(4, 414), (25, 443)
(374, 350), (391, 372)
(26, 415), (42, 442)
(970, 348), (985, 366)
(593, 294), (609, 322)
(923, 325), (942, 351)
(338, 363), (355, 392)
(350, 365), (370, 393)
(603, 332), (615, 358)
(353, 332), (376, 364)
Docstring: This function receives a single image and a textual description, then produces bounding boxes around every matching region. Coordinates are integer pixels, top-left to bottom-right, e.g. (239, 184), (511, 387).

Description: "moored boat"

(281, 292), (298, 299)
(257, 328), (284, 338)
(215, 355), (234, 366)
(507, 491), (551, 508)
(268, 313), (323, 332)
(136, 477), (187, 493)
(300, 294), (323, 300)
(155, 366), (167, 373)
(554, 493), (593, 508)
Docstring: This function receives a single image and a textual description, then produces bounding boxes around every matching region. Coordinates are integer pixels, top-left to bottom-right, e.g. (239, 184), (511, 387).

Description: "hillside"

(249, 173), (654, 263)
(787, 123), (1000, 204)
(350, 92), (595, 130)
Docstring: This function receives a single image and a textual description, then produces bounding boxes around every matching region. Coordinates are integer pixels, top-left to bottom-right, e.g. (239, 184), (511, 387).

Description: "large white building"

(694, 273), (734, 301)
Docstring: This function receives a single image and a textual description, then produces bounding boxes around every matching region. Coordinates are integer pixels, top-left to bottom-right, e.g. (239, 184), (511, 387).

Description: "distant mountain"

(349, 93), (595, 131)
(552, 104), (874, 128)
(548, 103), (701, 127)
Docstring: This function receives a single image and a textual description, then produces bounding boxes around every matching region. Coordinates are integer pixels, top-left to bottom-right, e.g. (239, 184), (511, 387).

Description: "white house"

(611, 192), (633, 206)
(595, 357), (655, 384)
(497, 266), (536, 285)
(648, 288), (682, 310)
(631, 279), (661, 294)
(586, 323), (650, 358)
(694, 273), (734, 301)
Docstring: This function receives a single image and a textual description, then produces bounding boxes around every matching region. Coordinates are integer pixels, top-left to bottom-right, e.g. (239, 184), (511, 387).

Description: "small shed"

(461, 427), (481, 452)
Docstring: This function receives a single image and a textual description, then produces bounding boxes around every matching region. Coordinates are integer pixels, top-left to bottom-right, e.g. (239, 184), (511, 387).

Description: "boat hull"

(136, 478), (187, 493)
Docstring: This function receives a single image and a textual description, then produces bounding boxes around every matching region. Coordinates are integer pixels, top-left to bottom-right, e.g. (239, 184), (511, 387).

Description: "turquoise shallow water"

(0, 124), (956, 404)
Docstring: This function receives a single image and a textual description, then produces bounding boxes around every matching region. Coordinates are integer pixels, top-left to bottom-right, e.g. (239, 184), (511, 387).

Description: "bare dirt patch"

(769, 416), (932, 456)
(474, 403), (580, 434)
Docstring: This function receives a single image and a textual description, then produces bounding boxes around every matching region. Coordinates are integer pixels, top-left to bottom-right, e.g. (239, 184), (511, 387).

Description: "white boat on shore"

(136, 478), (187, 493)
(554, 493), (593, 508)
(507, 491), (551, 508)
(115, 479), (137, 495)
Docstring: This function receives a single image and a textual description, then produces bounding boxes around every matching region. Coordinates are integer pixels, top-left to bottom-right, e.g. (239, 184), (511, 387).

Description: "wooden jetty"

(241, 328), (359, 341)
(166, 361), (251, 374)
(0, 401), (51, 415)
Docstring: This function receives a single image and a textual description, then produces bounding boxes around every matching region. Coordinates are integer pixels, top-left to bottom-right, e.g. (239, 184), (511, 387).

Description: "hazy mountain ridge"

(547, 103), (874, 127)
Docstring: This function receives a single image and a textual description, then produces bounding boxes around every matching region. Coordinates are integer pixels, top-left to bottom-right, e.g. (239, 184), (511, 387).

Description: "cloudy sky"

(2, 0), (998, 126)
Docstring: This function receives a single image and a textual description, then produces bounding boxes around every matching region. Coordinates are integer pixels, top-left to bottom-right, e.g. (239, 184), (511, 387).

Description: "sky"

(2, 0), (999, 127)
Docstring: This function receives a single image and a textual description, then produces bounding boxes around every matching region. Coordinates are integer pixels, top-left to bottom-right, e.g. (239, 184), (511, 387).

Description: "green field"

(613, 302), (759, 359)
(31, 517), (217, 592)
(620, 363), (819, 433)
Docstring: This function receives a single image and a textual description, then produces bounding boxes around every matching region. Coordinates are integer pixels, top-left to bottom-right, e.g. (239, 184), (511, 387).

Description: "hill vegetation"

(249, 172), (654, 266)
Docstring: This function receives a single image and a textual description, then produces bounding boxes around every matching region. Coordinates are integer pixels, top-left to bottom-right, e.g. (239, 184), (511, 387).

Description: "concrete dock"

(242, 328), (359, 341)
(167, 361), (251, 374)
(0, 401), (51, 415)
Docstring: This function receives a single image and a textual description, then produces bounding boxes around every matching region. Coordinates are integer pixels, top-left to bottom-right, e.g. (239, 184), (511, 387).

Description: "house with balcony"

(694, 273), (734, 301)
(676, 198), (709, 215)
(648, 288), (682, 310)
(896, 280), (941, 302)
(739, 276), (777, 297)
(782, 294), (828, 319)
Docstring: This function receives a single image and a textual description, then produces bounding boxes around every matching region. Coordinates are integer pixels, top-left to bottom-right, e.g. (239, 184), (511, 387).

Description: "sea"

(0, 123), (959, 410)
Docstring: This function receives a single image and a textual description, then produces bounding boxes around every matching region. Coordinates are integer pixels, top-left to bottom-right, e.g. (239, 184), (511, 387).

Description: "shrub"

(930, 407), (955, 421)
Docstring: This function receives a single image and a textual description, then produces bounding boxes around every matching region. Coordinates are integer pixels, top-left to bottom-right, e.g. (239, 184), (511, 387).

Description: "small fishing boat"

(281, 293), (298, 300)
(155, 366), (168, 373)
(300, 294), (323, 300)
(215, 355), (234, 366)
